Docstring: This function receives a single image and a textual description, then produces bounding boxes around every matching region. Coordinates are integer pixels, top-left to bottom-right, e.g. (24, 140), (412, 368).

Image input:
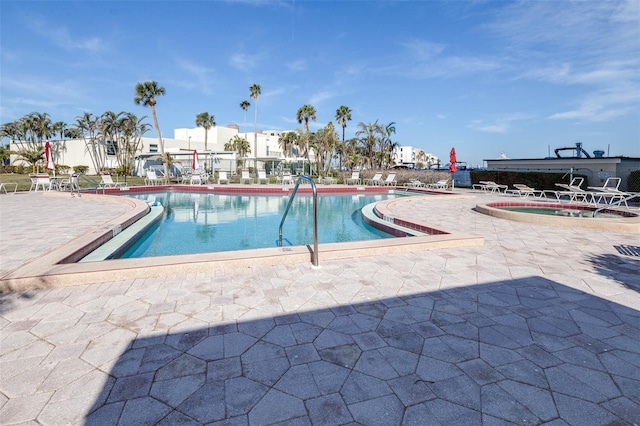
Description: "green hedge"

(629, 170), (640, 192)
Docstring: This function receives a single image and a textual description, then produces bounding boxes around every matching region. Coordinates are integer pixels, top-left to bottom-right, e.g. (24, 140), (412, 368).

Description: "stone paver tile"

(304, 393), (352, 425)
(240, 340), (285, 363)
(0, 362), (51, 397)
(497, 380), (557, 422)
(402, 402), (443, 425)
(207, 357), (242, 381)
(156, 353), (207, 381)
(313, 329), (355, 350)
(176, 381), (226, 423)
(225, 377), (269, 417)
(274, 364), (321, 400)
(248, 388), (306, 424)
(378, 346), (419, 376)
(285, 342), (321, 365)
(150, 373), (206, 407)
(458, 358), (505, 385)
(0, 337), (53, 362)
(415, 356), (462, 383)
(156, 409), (201, 425)
(353, 349), (400, 380)
(387, 374), (436, 406)
(554, 393), (619, 426)
(39, 358), (96, 392)
(290, 322), (323, 344)
(84, 401), (125, 426)
(164, 327), (208, 351)
(601, 396), (640, 423)
(339, 371), (392, 405)
(516, 344), (562, 368)
(308, 361), (351, 395)
(421, 398), (482, 424)
(318, 343), (362, 369)
(243, 354), (290, 386)
(117, 396), (172, 426)
(496, 359), (549, 388)
(107, 372), (154, 403)
(348, 394), (404, 426)
(599, 350), (640, 379)
(430, 374), (481, 411)
(48, 369), (114, 406)
(0, 391), (53, 424)
(138, 343), (182, 373)
(352, 332), (387, 351)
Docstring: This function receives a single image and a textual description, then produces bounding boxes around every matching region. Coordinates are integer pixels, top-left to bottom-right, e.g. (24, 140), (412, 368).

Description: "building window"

(149, 144), (158, 153)
(106, 140), (118, 156)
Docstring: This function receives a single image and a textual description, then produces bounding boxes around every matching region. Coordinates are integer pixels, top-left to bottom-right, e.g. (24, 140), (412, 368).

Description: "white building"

(392, 146), (439, 169)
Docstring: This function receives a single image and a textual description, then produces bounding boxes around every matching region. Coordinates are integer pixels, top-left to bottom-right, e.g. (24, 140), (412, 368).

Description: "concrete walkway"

(1, 190), (639, 425)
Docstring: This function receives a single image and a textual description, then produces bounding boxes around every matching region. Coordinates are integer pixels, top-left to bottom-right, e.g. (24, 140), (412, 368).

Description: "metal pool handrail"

(279, 175), (319, 266)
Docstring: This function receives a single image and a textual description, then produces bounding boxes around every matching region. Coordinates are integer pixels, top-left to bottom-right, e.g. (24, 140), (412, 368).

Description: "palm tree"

(278, 131), (298, 158)
(133, 81), (165, 154)
(225, 134), (251, 170)
(296, 104), (317, 133)
(335, 105), (352, 142)
(249, 83), (261, 173)
(134, 81), (166, 177)
(195, 112), (216, 151)
(355, 121), (384, 169)
(240, 100), (250, 141)
(74, 112), (104, 173)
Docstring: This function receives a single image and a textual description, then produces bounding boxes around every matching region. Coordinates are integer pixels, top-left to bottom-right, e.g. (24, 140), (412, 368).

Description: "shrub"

(629, 170), (640, 192)
(73, 165), (90, 174)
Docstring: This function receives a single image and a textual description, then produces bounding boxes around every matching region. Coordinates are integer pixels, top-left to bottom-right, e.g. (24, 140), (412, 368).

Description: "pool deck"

(1, 187), (639, 424)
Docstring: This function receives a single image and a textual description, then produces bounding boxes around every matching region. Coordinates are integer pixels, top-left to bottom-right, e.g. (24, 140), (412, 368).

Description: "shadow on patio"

(84, 276), (640, 425)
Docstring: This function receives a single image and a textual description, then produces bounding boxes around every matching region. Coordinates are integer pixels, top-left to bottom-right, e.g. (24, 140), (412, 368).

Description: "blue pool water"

(121, 192), (396, 258)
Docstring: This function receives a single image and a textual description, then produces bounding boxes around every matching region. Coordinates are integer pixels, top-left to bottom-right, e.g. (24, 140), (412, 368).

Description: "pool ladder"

(592, 191), (640, 217)
(279, 175), (319, 266)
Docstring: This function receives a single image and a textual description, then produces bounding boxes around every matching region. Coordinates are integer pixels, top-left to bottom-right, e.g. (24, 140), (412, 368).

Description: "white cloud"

(230, 52), (263, 72)
(468, 114), (535, 134)
(286, 59), (307, 72)
(29, 18), (108, 53)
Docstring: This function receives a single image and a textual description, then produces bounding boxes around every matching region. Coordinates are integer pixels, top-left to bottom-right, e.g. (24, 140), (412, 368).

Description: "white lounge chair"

(473, 181), (508, 193)
(345, 171), (361, 185)
(511, 184), (545, 198)
(145, 170), (161, 185)
(31, 173), (52, 192)
(257, 170), (269, 184)
(426, 179), (450, 189)
(587, 177), (630, 207)
(217, 170), (229, 184)
(0, 182), (18, 194)
(382, 173), (397, 186)
(365, 172), (383, 186)
(240, 170), (253, 184)
(99, 174), (122, 189)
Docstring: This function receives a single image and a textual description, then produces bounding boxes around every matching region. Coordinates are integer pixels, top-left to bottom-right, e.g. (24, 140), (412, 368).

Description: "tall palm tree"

(335, 105), (352, 142)
(74, 112), (104, 173)
(195, 112), (216, 151)
(249, 83), (261, 172)
(224, 134), (251, 169)
(133, 81), (165, 154)
(278, 131), (298, 158)
(356, 121), (383, 169)
(240, 100), (250, 141)
(296, 104), (317, 133)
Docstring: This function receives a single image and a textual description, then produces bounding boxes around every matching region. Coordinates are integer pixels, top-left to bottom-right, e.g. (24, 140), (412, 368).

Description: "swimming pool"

(120, 192), (397, 258)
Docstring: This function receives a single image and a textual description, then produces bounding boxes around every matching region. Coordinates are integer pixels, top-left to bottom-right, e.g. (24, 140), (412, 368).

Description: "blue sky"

(1, 0), (638, 167)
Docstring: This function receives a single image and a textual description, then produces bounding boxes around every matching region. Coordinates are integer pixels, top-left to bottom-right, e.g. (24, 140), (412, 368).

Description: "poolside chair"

(587, 177), (630, 207)
(240, 170), (254, 184)
(0, 182), (18, 194)
(144, 170), (161, 186)
(31, 174), (53, 192)
(217, 170), (229, 184)
(345, 171), (361, 185)
(511, 184), (545, 198)
(552, 177), (592, 204)
(473, 181), (508, 193)
(98, 174), (122, 189)
(404, 179), (425, 188)
(280, 172), (292, 185)
(382, 173), (397, 186)
(365, 172), (383, 186)
(257, 170), (269, 184)
(190, 172), (203, 185)
(426, 179), (450, 189)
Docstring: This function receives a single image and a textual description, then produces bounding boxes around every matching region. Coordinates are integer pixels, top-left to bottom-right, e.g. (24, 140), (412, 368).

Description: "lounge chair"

(257, 170), (269, 184)
(552, 177), (592, 204)
(511, 184), (545, 198)
(382, 173), (397, 186)
(276, 172), (292, 185)
(365, 172), (383, 186)
(426, 179), (450, 189)
(98, 174), (123, 189)
(190, 172), (203, 185)
(472, 181), (508, 193)
(0, 182), (18, 194)
(145, 170), (161, 186)
(240, 170), (253, 184)
(587, 177), (630, 207)
(217, 170), (229, 184)
(404, 179), (425, 188)
(31, 173), (53, 192)
(345, 171), (361, 185)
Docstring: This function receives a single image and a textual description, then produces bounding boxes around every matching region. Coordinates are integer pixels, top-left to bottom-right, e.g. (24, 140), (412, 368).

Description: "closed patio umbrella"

(192, 149), (198, 170)
(449, 147), (457, 173)
(45, 141), (55, 176)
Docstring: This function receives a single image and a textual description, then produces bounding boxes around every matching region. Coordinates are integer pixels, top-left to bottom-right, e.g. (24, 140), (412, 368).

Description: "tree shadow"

(82, 276), (640, 425)
(588, 246), (640, 293)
